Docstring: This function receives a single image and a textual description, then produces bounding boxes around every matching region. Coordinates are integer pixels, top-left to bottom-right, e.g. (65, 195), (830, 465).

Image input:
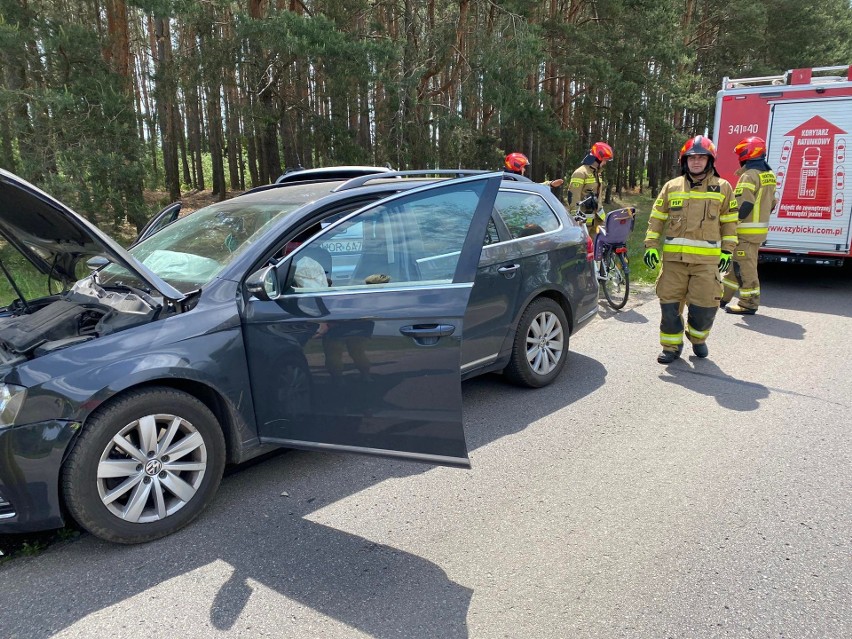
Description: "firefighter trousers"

(721, 242), (760, 309)
(656, 261), (721, 351)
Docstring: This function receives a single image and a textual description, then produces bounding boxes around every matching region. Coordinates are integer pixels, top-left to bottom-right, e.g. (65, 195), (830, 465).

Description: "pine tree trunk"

(153, 16), (181, 200)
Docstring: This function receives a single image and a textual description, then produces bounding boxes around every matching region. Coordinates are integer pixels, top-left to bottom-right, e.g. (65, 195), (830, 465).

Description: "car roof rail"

(244, 183), (287, 195)
(333, 170), (532, 192)
(243, 177), (350, 195)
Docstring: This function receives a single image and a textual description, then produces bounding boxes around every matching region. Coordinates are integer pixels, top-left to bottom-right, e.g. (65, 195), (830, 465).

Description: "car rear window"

(495, 191), (560, 239)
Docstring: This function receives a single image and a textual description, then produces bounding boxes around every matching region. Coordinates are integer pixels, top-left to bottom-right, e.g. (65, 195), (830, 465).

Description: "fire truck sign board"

(766, 101), (852, 252)
(713, 66), (852, 262)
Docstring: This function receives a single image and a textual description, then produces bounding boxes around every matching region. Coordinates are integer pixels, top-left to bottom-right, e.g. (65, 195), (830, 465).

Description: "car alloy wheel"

(62, 387), (225, 544)
(526, 310), (564, 375)
(96, 413), (208, 523)
(504, 297), (569, 388)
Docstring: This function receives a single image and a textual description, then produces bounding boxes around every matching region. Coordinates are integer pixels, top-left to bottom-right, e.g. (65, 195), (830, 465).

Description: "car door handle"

(399, 324), (456, 338)
(497, 263), (520, 277)
(399, 324), (456, 345)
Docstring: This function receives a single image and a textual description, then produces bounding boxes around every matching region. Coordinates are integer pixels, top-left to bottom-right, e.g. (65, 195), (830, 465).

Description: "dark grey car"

(0, 168), (597, 543)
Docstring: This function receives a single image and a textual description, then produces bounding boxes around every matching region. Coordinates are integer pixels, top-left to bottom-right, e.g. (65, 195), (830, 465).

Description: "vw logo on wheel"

(145, 459), (163, 476)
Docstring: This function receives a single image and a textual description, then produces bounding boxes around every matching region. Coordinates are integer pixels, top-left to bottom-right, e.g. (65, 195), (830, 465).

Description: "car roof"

(233, 171), (552, 215)
(274, 166), (392, 184)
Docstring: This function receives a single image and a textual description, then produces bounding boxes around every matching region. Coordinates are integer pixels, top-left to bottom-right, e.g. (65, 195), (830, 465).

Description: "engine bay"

(0, 277), (161, 365)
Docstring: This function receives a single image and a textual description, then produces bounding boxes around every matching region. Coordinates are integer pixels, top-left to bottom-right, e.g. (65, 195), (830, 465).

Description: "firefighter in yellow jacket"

(568, 141), (613, 235)
(720, 136), (777, 315)
(643, 135), (739, 364)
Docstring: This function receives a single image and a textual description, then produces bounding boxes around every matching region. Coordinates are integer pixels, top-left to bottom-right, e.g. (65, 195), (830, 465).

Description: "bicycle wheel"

(602, 250), (630, 310)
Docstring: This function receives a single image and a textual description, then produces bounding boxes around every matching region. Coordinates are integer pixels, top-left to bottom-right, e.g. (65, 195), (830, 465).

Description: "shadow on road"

(596, 285), (655, 324)
(730, 313), (806, 340)
(0, 353), (606, 638)
(657, 354), (769, 412)
(759, 262), (852, 318)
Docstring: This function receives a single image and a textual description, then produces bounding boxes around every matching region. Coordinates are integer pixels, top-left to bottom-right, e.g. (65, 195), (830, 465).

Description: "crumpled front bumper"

(0, 420), (77, 533)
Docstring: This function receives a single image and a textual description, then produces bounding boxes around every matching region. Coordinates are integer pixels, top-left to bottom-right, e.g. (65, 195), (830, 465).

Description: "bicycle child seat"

(594, 207), (635, 258)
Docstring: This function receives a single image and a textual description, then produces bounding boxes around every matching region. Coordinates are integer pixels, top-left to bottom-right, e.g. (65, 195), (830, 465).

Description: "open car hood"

(0, 169), (184, 302)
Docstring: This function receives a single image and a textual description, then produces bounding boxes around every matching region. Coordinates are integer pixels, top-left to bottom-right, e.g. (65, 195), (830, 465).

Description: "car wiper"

(0, 256), (31, 312)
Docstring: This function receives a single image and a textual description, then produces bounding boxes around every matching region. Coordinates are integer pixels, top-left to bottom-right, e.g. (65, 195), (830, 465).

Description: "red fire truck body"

(713, 65), (852, 265)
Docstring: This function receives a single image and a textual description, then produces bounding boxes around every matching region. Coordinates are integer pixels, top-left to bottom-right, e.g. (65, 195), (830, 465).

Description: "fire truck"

(713, 65), (852, 265)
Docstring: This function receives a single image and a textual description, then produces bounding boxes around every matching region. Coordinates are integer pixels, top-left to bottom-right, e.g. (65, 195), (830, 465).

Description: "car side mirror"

(86, 256), (110, 271)
(246, 264), (282, 301)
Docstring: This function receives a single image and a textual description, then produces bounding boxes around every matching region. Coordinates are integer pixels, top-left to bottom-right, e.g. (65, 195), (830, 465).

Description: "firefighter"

(504, 152), (530, 176)
(721, 136), (777, 315)
(568, 141), (613, 235)
(643, 135), (739, 363)
(504, 152), (564, 190)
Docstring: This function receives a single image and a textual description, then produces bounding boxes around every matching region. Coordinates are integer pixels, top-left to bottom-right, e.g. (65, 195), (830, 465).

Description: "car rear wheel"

(61, 387), (226, 544)
(504, 297), (569, 388)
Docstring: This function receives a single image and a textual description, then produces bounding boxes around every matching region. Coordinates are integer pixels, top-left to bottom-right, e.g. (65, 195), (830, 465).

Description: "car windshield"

(98, 198), (307, 293)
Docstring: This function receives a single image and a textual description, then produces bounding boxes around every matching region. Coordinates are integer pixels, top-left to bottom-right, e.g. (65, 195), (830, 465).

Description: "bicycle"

(593, 207), (635, 310)
(571, 196), (635, 309)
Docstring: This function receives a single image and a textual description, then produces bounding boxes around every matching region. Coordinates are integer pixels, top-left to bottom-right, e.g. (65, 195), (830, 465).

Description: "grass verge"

(606, 190), (657, 286)
(0, 527), (81, 564)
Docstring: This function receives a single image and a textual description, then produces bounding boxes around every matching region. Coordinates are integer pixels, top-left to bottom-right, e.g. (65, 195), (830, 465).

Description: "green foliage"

(0, 0), (850, 225)
(0, 241), (64, 305)
(610, 191), (657, 285)
(0, 527), (81, 564)
(0, 12), (147, 232)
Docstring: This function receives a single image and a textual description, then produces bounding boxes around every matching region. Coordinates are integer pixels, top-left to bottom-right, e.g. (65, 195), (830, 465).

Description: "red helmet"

(590, 142), (614, 163)
(734, 136), (767, 162)
(504, 152), (530, 173)
(679, 135), (717, 160)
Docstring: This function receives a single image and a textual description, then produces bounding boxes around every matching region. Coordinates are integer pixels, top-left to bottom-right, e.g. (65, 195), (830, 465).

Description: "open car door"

(242, 173), (502, 467)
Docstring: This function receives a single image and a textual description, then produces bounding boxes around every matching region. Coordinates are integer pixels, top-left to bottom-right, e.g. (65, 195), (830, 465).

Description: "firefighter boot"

(692, 342), (709, 358)
(657, 346), (682, 364)
(725, 304), (757, 315)
(686, 304), (716, 360)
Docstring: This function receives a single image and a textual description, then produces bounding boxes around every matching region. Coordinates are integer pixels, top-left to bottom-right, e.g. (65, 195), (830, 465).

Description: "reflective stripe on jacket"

(644, 174), (739, 265)
(734, 166), (777, 243)
(569, 164), (601, 214)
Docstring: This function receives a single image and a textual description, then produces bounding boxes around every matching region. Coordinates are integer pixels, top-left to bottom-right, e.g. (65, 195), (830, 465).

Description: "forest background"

(1, 0), (851, 236)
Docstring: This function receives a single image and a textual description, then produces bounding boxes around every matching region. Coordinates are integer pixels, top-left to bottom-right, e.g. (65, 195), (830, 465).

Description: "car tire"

(504, 297), (569, 388)
(61, 387), (226, 544)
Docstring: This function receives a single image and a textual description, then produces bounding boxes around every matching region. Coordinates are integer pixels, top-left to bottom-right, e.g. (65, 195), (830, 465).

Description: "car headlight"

(0, 384), (27, 428)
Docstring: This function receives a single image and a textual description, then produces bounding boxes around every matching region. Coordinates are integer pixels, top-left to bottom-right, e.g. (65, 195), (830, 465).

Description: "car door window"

(287, 183), (484, 291)
(495, 191), (561, 239)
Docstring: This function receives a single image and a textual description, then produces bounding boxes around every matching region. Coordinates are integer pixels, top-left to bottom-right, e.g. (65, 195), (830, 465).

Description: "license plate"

(320, 240), (362, 253)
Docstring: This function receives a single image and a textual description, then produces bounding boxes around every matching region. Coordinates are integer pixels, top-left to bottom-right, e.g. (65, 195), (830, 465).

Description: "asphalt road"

(0, 263), (850, 639)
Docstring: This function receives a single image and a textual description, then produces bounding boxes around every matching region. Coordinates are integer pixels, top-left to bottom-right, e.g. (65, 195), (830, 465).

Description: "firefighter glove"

(718, 251), (732, 273)
(643, 248), (660, 269)
(588, 195), (598, 210)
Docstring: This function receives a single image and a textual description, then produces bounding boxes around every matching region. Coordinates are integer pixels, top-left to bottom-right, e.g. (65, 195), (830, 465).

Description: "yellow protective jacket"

(734, 166), (777, 244)
(644, 174), (739, 265)
(568, 164), (602, 225)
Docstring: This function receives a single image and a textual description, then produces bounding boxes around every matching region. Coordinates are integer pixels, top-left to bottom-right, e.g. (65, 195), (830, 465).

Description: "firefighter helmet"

(680, 135), (717, 160)
(734, 136), (767, 163)
(504, 152), (530, 173)
(680, 135), (716, 174)
(590, 141), (614, 163)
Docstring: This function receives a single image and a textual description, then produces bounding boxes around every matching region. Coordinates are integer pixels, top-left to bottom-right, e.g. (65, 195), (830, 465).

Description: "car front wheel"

(504, 297), (569, 388)
(62, 387), (226, 544)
